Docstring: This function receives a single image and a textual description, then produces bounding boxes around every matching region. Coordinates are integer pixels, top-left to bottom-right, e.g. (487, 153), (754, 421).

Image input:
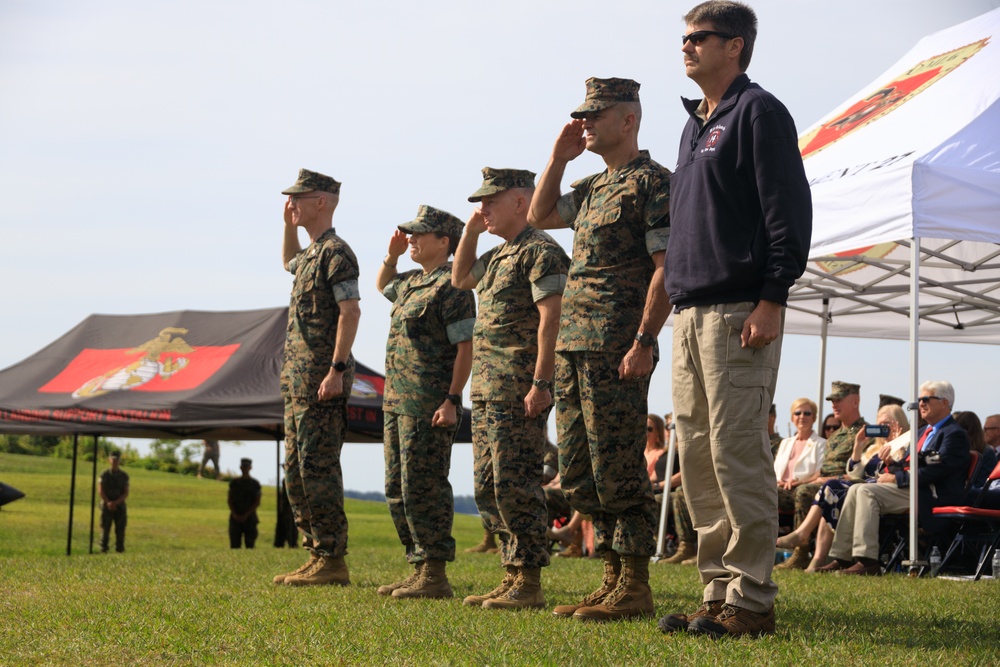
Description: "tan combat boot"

(377, 562), (423, 596)
(272, 554), (320, 585)
(774, 546), (810, 570)
(284, 555), (350, 586)
(463, 565), (517, 606)
(573, 555), (654, 621)
(483, 567), (545, 610)
(552, 551), (620, 618)
(392, 560), (453, 599)
(465, 528), (498, 553)
(660, 541), (696, 565)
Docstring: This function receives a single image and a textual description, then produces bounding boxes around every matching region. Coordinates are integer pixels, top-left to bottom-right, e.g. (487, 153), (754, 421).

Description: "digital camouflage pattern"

(384, 411), (461, 563)
(672, 485), (696, 543)
(284, 396), (349, 557)
(281, 168), (342, 195)
(555, 350), (657, 556)
(826, 380), (861, 400)
(281, 227), (359, 399)
(472, 400), (551, 569)
(792, 417), (866, 527)
(555, 150), (671, 354)
(468, 167), (536, 202)
(382, 263), (475, 416)
(397, 205), (465, 239)
(470, 226), (569, 402)
(570, 77), (642, 119)
(381, 261), (473, 564)
(281, 225), (359, 559)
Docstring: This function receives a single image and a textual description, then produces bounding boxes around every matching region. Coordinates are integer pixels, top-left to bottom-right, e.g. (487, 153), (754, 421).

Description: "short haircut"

(684, 1), (758, 72)
(919, 380), (955, 408)
(617, 101), (642, 130)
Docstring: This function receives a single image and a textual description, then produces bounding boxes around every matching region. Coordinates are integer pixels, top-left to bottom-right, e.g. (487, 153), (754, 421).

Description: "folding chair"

(932, 458), (1000, 580)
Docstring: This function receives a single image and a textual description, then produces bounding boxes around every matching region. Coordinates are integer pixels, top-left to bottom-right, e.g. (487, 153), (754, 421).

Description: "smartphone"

(865, 424), (890, 438)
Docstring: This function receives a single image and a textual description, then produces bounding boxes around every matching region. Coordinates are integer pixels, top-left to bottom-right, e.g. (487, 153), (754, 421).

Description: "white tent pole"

(906, 237), (922, 574)
(818, 298), (829, 413)
(653, 423), (677, 560)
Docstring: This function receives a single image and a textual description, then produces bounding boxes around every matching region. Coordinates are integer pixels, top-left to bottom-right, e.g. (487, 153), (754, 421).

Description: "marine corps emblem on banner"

(39, 327), (239, 398)
(799, 39), (989, 159)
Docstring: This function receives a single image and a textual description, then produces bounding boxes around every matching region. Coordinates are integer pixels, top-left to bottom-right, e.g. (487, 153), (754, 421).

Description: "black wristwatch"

(330, 360), (348, 372)
(532, 378), (552, 392)
(635, 332), (656, 347)
(445, 393), (462, 407)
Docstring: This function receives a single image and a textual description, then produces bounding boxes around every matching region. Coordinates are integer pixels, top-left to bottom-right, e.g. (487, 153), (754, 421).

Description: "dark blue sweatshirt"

(665, 74), (812, 309)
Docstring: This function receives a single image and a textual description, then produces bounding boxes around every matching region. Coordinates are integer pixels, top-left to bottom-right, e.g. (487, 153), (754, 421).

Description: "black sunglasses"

(682, 30), (737, 46)
(917, 396), (943, 404)
(793, 410), (814, 417)
(824, 423), (841, 431)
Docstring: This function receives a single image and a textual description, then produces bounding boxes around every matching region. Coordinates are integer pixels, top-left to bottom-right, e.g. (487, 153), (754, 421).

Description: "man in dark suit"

(818, 380), (970, 575)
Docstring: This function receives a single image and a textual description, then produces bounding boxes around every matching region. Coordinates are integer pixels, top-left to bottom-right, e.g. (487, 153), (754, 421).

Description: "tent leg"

(652, 424), (677, 561)
(275, 436), (282, 533)
(66, 434), (79, 556)
(904, 238), (923, 575)
(817, 298), (829, 413)
(89, 435), (99, 555)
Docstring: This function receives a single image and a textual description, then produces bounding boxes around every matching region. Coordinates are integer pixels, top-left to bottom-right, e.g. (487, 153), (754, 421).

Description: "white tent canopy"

(783, 7), (1000, 345)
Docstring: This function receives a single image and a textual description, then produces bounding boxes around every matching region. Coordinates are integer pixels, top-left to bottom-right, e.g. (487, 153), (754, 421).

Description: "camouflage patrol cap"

(398, 205), (464, 238)
(570, 77), (641, 119)
(281, 168), (341, 195)
(826, 381), (861, 401)
(879, 394), (905, 408)
(467, 167), (536, 202)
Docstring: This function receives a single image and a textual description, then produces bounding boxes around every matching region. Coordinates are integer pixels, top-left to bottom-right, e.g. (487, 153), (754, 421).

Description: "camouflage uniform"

(470, 225), (569, 570)
(554, 149), (671, 558)
(282, 211), (360, 558)
(382, 208), (475, 564)
(788, 417), (866, 526)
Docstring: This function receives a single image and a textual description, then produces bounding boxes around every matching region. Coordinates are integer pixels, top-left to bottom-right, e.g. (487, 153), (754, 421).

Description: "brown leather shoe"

(658, 600), (724, 634)
(688, 604), (775, 639)
(814, 558), (851, 573)
(837, 561), (881, 576)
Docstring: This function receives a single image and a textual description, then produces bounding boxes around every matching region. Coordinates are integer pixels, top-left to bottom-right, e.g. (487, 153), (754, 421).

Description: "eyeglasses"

(824, 423), (841, 431)
(288, 194), (323, 204)
(917, 396), (943, 404)
(682, 30), (737, 46)
(793, 410), (814, 417)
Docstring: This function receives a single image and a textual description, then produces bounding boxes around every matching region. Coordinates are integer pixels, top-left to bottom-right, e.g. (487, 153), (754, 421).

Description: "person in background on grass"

(99, 451), (129, 553)
(229, 458), (262, 548)
(198, 439), (220, 478)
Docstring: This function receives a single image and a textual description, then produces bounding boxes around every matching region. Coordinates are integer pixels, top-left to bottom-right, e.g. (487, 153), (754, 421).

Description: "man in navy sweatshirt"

(659, 1), (812, 639)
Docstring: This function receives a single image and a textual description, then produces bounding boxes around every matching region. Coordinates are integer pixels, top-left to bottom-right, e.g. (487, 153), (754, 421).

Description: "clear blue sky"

(2, 0), (999, 493)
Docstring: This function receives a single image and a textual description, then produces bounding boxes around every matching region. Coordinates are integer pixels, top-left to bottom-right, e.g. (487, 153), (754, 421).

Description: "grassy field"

(1, 452), (997, 666)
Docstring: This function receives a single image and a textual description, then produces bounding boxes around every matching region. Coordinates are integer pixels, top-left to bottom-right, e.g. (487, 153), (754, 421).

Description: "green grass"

(1, 452), (997, 666)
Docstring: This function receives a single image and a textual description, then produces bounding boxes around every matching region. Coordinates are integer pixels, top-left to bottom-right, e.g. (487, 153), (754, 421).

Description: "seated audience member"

(775, 397), (826, 507)
(818, 380), (971, 575)
(953, 411), (998, 505)
(645, 414), (667, 488)
(777, 381), (866, 570)
(821, 413), (841, 440)
(779, 404), (909, 571)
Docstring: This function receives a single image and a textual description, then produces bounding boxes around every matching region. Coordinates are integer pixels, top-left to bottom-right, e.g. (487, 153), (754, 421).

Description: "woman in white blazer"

(774, 398), (827, 490)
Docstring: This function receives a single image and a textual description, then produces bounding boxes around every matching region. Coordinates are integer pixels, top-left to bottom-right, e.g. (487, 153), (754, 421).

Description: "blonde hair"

(790, 397), (818, 418)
